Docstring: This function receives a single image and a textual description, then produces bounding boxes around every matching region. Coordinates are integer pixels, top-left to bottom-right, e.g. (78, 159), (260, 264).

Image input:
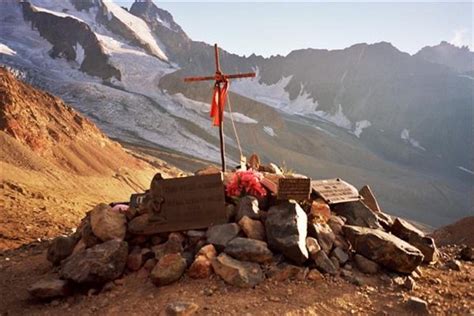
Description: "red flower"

(226, 170), (267, 198)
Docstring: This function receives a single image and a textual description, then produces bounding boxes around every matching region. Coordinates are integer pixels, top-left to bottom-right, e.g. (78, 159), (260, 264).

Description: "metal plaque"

(311, 178), (360, 204)
(142, 173), (227, 233)
(261, 174), (311, 200)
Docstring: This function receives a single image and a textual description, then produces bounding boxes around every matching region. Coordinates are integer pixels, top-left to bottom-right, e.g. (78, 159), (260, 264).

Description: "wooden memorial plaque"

(261, 174), (311, 200)
(311, 178), (360, 204)
(145, 173), (227, 233)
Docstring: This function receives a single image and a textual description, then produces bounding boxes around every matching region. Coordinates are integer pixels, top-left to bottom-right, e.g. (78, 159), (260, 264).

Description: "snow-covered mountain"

(1, 0), (472, 226)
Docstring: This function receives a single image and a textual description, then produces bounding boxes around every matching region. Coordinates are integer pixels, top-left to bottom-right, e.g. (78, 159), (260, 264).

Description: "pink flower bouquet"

(226, 170), (267, 199)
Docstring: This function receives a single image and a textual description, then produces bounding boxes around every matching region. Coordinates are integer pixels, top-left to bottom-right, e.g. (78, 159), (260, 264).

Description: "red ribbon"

(210, 80), (229, 126)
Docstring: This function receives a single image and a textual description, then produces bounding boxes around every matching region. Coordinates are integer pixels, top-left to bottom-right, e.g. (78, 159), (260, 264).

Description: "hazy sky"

(114, 1), (473, 57)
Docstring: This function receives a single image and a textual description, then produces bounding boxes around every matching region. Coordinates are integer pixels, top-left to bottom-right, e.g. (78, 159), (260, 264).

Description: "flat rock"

(235, 196), (261, 221)
(313, 250), (338, 275)
(28, 278), (70, 299)
(47, 236), (79, 265)
(332, 201), (383, 229)
(90, 203), (126, 241)
(224, 237), (273, 263)
(60, 240), (128, 284)
(238, 216), (265, 241)
(343, 225), (424, 274)
(160, 301), (199, 316)
(391, 218), (439, 263)
(267, 263), (308, 281)
(406, 296), (429, 314)
(150, 253), (187, 286)
(206, 223), (240, 250)
(354, 254), (380, 274)
(308, 223), (335, 254)
(331, 247), (349, 265)
(212, 253), (264, 288)
(359, 185), (382, 213)
(265, 201), (308, 264)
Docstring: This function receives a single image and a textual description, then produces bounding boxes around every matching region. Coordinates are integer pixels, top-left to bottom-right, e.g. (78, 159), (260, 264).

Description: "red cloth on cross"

(210, 80), (228, 126)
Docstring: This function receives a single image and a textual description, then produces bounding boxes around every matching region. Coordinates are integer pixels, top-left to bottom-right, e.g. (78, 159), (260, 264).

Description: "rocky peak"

(415, 41), (474, 73)
(130, 0), (185, 35)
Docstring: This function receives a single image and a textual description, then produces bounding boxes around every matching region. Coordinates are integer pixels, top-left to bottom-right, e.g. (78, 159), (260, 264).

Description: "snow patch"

(0, 43), (16, 56)
(101, 1), (168, 61)
(457, 166), (474, 175)
(401, 129), (426, 151)
(263, 126), (276, 137)
(74, 43), (85, 65)
(315, 104), (352, 130)
(30, 4), (84, 22)
(352, 120), (372, 138)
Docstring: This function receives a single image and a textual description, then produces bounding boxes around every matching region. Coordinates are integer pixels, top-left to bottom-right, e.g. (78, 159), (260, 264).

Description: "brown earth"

(0, 68), (182, 250)
(0, 242), (472, 315)
(430, 217), (474, 247)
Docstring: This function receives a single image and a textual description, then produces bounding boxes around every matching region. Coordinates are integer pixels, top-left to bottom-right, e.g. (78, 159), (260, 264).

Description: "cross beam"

(184, 44), (256, 172)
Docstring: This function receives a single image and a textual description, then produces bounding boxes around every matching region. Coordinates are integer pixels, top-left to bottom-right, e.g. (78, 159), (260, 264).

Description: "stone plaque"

(261, 174), (311, 200)
(143, 173), (227, 233)
(311, 178), (360, 204)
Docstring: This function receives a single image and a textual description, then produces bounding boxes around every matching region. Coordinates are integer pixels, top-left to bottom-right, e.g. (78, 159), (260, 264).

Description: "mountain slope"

(0, 0), (472, 227)
(415, 41), (474, 73)
(0, 67), (181, 249)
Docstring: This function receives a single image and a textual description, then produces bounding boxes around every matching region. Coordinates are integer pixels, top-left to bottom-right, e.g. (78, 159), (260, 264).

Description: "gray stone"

(235, 196), (261, 221)
(446, 259), (462, 271)
(391, 218), (439, 263)
(160, 301), (199, 316)
(152, 233), (184, 261)
(327, 215), (345, 235)
(343, 225), (424, 274)
(224, 237), (273, 263)
(460, 246), (474, 261)
(28, 278), (70, 299)
(406, 296), (429, 314)
(331, 247), (349, 265)
(306, 237), (321, 260)
(332, 201), (383, 229)
(90, 203), (126, 242)
(265, 201), (308, 264)
(150, 253), (187, 286)
(238, 216), (265, 241)
(60, 240), (128, 284)
(354, 254), (380, 274)
(47, 236), (78, 265)
(313, 250), (338, 275)
(206, 223), (240, 250)
(126, 246), (143, 271)
(212, 253), (264, 288)
(308, 223), (335, 254)
(359, 185), (382, 213)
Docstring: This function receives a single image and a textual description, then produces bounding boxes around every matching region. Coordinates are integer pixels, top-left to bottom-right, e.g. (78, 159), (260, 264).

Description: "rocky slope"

(0, 67), (181, 249)
(415, 41), (474, 73)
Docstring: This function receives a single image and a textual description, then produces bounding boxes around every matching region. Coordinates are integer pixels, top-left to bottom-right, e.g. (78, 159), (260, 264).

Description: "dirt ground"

(0, 242), (472, 316)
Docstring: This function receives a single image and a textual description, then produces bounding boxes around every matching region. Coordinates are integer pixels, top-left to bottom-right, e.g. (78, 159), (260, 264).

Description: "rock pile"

(29, 164), (442, 300)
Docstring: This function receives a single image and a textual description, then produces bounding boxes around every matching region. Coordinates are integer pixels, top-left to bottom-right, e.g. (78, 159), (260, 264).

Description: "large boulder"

(206, 223), (240, 250)
(354, 254), (380, 274)
(60, 240), (128, 284)
(224, 237), (273, 263)
(235, 196), (261, 221)
(47, 236), (79, 265)
(390, 218), (439, 263)
(308, 223), (335, 254)
(265, 201), (308, 264)
(28, 278), (70, 299)
(238, 216), (265, 241)
(90, 203), (127, 241)
(212, 253), (264, 288)
(332, 201), (383, 229)
(343, 225), (424, 274)
(150, 253), (187, 286)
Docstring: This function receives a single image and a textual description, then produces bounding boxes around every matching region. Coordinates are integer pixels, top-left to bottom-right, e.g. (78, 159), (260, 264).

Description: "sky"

(113, 1), (473, 57)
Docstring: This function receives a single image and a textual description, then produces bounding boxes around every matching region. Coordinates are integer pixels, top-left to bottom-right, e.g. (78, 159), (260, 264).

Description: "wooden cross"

(184, 44), (256, 172)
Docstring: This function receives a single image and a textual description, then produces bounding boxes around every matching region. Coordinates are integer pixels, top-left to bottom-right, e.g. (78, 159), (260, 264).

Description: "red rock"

(197, 244), (217, 260)
(308, 198), (331, 223)
(188, 255), (213, 279)
(127, 247), (143, 271)
(238, 216), (265, 241)
(150, 253), (187, 286)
